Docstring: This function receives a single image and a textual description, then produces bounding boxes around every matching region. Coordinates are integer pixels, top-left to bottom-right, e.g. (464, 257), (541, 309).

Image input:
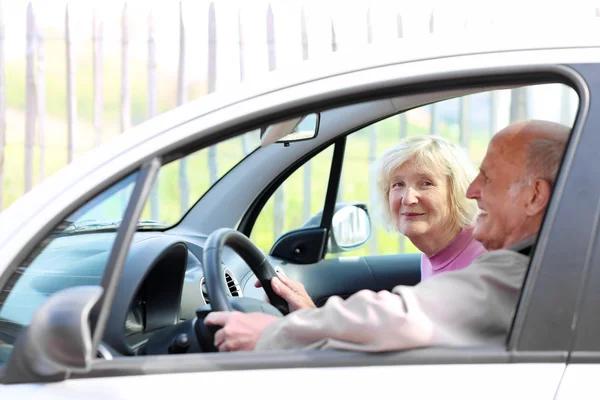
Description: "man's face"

(466, 135), (530, 250)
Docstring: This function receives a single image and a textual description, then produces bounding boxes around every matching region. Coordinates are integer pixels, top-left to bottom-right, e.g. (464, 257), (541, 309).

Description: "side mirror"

(4, 285), (103, 384)
(329, 205), (371, 253)
(269, 202), (371, 264)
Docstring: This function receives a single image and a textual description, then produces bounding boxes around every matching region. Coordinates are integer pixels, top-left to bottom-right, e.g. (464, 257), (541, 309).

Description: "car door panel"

(365, 254), (421, 288)
(261, 253), (420, 306)
(0, 359), (565, 399)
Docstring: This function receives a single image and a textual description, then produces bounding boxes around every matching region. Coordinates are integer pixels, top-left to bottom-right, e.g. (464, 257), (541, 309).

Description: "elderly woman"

(256, 135), (486, 311)
(373, 135), (486, 281)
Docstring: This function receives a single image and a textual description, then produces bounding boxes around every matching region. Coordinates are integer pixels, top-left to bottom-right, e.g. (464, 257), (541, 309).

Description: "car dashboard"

(0, 230), (269, 359)
(102, 231), (267, 356)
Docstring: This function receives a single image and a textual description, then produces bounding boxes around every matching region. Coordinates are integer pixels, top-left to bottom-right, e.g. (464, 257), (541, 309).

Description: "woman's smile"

(401, 212), (425, 219)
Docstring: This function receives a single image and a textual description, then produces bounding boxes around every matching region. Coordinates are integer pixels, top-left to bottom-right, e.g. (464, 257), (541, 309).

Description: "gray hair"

(371, 135), (479, 232)
(525, 138), (567, 186)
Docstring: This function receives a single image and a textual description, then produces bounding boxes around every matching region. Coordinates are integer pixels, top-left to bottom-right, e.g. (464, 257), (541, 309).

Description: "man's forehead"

(482, 134), (525, 173)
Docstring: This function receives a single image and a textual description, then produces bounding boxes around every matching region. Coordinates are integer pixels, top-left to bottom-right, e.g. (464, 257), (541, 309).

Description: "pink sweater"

(420, 226), (486, 281)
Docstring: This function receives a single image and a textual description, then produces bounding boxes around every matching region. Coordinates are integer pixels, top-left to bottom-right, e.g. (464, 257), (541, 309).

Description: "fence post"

(300, 5), (312, 222)
(147, 7), (160, 220)
(207, 2), (218, 184)
(330, 18), (337, 52)
(0, 0), (6, 210)
(267, 3), (284, 240)
(121, 3), (130, 134)
(560, 85), (572, 126)
(36, 5), (45, 182)
(510, 87), (527, 123)
(396, 10), (407, 140)
(178, 1), (189, 215)
(459, 96), (470, 149)
(429, 10), (439, 136)
(65, 4), (76, 164)
(238, 8), (251, 156)
(396, 9), (406, 253)
(93, 9), (103, 148)
(489, 90), (498, 138)
(25, 2), (35, 193)
(458, 11), (470, 149)
(366, 7), (378, 255)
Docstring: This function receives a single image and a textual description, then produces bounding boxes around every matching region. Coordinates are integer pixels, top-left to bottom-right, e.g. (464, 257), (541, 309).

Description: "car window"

(0, 171), (140, 366)
(251, 145), (335, 254)
(332, 84), (578, 258)
(142, 130), (262, 227)
(248, 84), (578, 262)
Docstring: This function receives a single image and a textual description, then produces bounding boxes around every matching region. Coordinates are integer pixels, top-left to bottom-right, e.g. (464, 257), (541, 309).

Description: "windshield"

(61, 130), (262, 234)
(142, 129), (262, 228)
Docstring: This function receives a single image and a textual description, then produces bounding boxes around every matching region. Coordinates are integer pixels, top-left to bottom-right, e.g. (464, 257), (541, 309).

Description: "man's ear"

(526, 178), (552, 216)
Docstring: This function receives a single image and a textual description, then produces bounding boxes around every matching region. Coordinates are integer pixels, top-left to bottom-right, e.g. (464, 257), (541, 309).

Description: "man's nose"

(402, 187), (418, 205)
(466, 178), (480, 199)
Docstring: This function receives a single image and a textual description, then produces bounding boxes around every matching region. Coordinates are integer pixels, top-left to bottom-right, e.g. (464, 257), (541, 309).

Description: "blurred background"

(0, 0), (592, 254)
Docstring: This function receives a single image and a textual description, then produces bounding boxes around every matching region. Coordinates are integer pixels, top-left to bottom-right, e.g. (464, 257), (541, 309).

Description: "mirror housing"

(260, 113), (320, 147)
(298, 201), (371, 254)
(4, 285), (103, 384)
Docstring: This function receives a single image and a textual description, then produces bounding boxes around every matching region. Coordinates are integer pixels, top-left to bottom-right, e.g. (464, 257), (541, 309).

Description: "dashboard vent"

(200, 269), (242, 305)
(200, 277), (210, 305)
(224, 269), (241, 297)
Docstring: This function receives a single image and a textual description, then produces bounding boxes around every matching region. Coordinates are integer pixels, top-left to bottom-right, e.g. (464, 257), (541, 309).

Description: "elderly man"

(205, 119), (570, 353)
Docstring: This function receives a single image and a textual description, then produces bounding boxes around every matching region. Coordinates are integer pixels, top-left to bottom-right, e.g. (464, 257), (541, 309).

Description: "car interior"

(0, 80), (579, 366)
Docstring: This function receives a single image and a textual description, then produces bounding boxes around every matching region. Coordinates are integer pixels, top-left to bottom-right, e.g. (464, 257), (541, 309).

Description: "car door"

(0, 53), (596, 398)
(554, 187), (600, 398)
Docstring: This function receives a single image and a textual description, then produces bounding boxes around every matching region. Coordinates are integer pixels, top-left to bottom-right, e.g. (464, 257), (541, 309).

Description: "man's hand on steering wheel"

(255, 272), (317, 312)
(204, 311), (278, 352)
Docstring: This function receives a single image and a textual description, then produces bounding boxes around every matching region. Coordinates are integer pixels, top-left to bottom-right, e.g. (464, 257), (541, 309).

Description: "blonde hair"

(371, 135), (479, 232)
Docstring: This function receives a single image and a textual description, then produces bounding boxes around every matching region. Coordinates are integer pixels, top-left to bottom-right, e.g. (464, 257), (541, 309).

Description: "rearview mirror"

(4, 286), (103, 384)
(260, 113), (320, 147)
(330, 205), (371, 253)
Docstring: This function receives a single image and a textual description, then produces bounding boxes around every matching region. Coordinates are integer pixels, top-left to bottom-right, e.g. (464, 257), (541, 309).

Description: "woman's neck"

(410, 224), (462, 258)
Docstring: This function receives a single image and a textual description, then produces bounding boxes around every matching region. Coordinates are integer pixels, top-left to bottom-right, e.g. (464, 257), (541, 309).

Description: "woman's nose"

(402, 187), (418, 205)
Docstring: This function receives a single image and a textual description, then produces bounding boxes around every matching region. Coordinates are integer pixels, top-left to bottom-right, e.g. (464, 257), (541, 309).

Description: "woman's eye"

(392, 182), (405, 188)
(422, 181), (433, 187)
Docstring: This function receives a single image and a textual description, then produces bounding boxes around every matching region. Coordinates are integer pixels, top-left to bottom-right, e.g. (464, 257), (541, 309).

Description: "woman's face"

(388, 159), (456, 241)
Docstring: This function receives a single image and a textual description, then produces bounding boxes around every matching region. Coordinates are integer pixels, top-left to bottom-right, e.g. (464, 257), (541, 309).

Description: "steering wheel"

(202, 228), (290, 315)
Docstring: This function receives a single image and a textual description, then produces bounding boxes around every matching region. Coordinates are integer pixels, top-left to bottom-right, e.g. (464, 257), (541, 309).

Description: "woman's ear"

(526, 178), (552, 217)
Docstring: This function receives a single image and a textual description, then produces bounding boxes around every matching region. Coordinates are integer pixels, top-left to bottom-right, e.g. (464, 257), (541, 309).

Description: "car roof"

(1, 26), (599, 247)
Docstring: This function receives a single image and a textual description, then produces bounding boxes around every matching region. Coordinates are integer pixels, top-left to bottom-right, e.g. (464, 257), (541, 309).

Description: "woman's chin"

(399, 227), (428, 239)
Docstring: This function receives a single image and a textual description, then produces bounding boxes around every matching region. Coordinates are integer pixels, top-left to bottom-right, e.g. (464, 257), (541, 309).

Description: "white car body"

(1, 27), (600, 398)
